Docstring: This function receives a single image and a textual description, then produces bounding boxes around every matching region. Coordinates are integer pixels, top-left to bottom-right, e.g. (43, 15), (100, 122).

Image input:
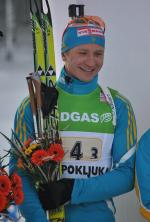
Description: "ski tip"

(39, 0), (43, 13)
(42, 0), (52, 25)
(33, 0), (40, 12)
(29, 0), (33, 14)
(45, 0), (50, 13)
(30, 0), (41, 20)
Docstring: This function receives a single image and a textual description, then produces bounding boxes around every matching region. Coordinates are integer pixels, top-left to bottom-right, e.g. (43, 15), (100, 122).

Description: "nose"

(85, 54), (95, 67)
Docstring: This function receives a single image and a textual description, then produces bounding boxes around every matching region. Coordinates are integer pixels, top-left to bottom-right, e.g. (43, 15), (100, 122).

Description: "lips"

(80, 67), (95, 72)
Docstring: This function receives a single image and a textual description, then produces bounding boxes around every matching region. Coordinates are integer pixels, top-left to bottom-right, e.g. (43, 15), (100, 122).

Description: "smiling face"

(62, 44), (104, 82)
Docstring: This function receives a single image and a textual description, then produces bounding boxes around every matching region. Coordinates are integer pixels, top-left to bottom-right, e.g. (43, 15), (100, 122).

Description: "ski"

(28, 0), (57, 140)
(40, 0), (56, 83)
(29, 0), (45, 73)
(29, 0), (56, 82)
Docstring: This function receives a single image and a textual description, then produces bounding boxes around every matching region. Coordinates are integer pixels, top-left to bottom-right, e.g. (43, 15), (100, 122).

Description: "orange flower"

(47, 144), (64, 162)
(24, 137), (32, 148)
(31, 150), (49, 166)
(0, 191), (7, 212)
(13, 188), (24, 205)
(17, 158), (25, 169)
(0, 175), (11, 195)
(24, 143), (40, 156)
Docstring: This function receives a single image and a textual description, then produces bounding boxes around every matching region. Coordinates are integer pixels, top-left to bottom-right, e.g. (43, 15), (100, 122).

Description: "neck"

(57, 67), (98, 95)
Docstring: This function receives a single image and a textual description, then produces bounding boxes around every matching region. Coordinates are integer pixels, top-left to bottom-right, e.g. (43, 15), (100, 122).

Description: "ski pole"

(26, 75), (39, 138)
(31, 76), (44, 138)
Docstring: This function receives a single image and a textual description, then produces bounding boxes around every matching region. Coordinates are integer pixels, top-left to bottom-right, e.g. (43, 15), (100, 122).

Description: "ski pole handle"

(26, 75), (39, 137)
(31, 76), (44, 138)
(26, 76), (37, 115)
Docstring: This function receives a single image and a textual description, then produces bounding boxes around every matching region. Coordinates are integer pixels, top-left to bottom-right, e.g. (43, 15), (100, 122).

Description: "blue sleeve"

(10, 97), (48, 222)
(135, 129), (150, 220)
(71, 93), (137, 204)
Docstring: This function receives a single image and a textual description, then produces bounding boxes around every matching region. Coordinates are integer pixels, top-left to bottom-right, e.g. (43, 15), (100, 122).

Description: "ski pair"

(27, 0), (57, 145)
(30, 0), (56, 76)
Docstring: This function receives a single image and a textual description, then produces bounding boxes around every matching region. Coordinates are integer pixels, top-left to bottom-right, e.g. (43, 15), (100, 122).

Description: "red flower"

(13, 189), (24, 205)
(11, 172), (22, 189)
(31, 150), (49, 166)
(0, 191), (7, 212)
(47, 144), (64, 162)
(0, 175), (11, 195)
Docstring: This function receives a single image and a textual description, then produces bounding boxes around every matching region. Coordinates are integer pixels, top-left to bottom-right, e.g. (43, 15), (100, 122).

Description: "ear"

(61, 52), (67, 62)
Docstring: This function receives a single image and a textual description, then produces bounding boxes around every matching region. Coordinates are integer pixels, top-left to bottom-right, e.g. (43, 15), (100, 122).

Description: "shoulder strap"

(99, 84), (117, 127)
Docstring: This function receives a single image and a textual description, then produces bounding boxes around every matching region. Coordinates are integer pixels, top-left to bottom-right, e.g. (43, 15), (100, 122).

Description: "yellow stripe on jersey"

(15, 99), (26, 135)
(135, 174), (140, 199)
(116, 93), (137, 150)
(135, 174), (150, 221)
(15, 97), (30, 142)
(140, 207), (150, 221)
(23, 122), (27, 142)
(129, 110), (134, 148)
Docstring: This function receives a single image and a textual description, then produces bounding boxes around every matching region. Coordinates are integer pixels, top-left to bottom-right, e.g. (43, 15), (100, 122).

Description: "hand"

(38, 178), (74, 210)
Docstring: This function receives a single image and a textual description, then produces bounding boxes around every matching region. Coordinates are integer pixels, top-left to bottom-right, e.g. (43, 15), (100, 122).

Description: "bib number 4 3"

(70, 141), (98, 160)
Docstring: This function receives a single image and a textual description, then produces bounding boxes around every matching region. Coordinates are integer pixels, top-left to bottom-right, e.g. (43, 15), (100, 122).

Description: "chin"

(82, 77), (94, 82)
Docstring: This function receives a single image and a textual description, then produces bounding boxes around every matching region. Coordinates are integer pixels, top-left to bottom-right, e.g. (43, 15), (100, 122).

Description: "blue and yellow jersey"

(10, 69), (137, 222)
(136, 129), (150, 221)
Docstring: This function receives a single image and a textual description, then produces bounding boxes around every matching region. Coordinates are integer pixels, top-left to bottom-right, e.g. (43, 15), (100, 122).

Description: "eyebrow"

(77, 48), (104, 53)
(95, 49), (104, 52)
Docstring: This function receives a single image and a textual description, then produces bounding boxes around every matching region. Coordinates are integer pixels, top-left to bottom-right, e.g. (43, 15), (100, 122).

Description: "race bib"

(61, 131), (113, 179)
(62, 136), (102, 161)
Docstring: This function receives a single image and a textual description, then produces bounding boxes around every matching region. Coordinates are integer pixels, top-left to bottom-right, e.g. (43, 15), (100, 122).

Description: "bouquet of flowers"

(0, 159), (24, 221)
(0, 71), (65, 221)
(1, 130), (64, 186)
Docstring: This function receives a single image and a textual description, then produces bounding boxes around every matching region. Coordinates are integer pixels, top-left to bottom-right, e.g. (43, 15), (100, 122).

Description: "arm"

(135, 129), (150, 221)
(71, 93), (137, 204)
(9, 97), (48, 222)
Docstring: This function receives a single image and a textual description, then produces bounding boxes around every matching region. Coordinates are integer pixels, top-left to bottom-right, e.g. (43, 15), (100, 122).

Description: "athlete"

(136, 129), (150, 221)
(10, 16), (137, 222)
